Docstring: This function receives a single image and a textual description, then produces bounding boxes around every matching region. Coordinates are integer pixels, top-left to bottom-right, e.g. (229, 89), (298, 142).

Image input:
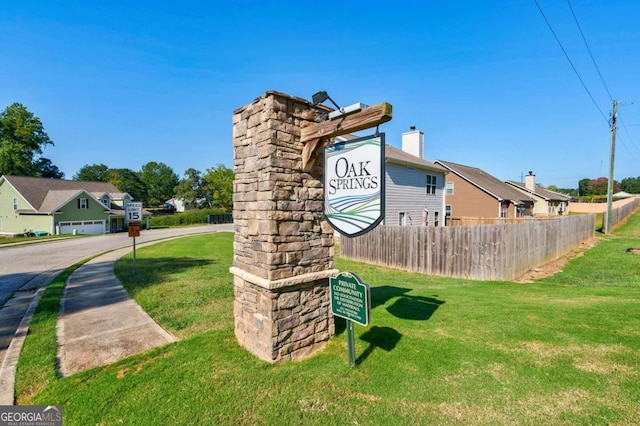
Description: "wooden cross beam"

(301, 102), (392, 171)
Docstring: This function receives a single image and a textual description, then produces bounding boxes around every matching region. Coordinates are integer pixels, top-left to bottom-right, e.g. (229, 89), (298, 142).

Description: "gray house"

(383, 127), (448, 226)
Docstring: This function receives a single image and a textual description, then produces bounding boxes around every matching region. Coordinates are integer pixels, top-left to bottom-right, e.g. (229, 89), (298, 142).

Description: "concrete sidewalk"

(57, 247), (176, 376)
(0, 227), (230, 404)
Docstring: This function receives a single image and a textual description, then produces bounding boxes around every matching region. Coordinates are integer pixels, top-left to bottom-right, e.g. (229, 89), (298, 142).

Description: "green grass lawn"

(15, 218), (640, 425)
(0, 234), (70, 245)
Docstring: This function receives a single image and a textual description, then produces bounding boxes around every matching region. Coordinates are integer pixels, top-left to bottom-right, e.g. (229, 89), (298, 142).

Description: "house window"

(500, 204), (508, 218)
(445, 205), (452, 217)
(101, 197), (110, 207)
(79, 198), (88, 209)
(434, 211), (439, 227)
(399, 212), (407, 226)
(13, 197), (18, 210)
(426, 175), (437, 195)
(445, 181), (454, 195)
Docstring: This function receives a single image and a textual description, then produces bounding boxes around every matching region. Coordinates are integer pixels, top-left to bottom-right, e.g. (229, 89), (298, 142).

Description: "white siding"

(384, 163), (446, 226)
(59, 220), (106, 235)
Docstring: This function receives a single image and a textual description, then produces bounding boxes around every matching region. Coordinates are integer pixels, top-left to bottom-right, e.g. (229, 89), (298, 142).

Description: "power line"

(617, 137), (640, 164)
(533, 0), (609, 124)
(617, 110), (640, 154)
(566, 0), (614, 101)
(566, 1), (640, 159)
(616, 105), (640, 162)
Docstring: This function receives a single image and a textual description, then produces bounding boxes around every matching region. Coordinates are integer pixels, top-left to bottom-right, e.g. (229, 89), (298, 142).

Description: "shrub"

(149, 208), (229, 227)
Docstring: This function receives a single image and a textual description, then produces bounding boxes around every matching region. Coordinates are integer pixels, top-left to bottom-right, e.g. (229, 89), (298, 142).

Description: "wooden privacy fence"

(609, 198), (640, 230)
(446, 216), (558, 227)
(341, 214), (595, 281)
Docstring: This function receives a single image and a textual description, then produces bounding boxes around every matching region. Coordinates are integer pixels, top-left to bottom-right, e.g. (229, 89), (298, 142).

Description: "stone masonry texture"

(231, 91), (336, 362)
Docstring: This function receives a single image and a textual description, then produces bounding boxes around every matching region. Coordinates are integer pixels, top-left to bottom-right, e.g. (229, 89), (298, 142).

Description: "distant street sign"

(125, 202), (143, 225)
(128, 223), (140, 237)
(330, 272), (371, 327)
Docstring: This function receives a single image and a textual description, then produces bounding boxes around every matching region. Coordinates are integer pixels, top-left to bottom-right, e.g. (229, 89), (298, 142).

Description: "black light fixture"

(311, 90), (341, 110)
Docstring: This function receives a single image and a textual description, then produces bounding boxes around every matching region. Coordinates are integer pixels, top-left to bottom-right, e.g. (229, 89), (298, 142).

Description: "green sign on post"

(330, 272), (371, 326)
(330, 272), (371, 367)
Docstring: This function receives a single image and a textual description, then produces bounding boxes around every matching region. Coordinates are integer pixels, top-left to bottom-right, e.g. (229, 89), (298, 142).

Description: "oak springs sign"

(324, 134), (385, 237)
(324, 133), (384, 366)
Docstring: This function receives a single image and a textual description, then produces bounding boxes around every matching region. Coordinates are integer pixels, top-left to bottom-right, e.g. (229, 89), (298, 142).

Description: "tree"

(36, 158), (64, 179)
(140, 161), (178, 206)
(202, 164), (234, 211)
(578, 178), (590, 197)
(0, 103), (61, 177)
(556, 187), (578, 197)
(174, 168), (204, 209)
(589, 177), (610, 195)
(107, 168), (148, 203)
(578, 177), (620, 197)
(621, 176), (640, 194)
(73, 163), (111, 182)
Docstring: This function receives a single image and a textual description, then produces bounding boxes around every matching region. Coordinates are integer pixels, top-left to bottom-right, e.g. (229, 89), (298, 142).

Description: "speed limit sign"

(125, 202), (143, 225)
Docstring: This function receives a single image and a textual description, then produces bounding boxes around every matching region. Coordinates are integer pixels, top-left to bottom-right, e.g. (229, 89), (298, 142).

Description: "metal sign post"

(347, 320), (356, 366)
(125, 202), (142, 274)
(330, 271), (371, 367)
(128, 222), (140, 273)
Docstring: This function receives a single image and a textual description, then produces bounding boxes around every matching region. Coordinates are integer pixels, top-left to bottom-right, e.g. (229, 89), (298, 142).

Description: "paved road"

(0, 224), (233, 403)
(0, 225), (233, 306)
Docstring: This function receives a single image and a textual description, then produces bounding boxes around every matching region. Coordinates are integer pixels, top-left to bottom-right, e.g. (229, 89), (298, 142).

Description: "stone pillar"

(230, 91), (338, 363)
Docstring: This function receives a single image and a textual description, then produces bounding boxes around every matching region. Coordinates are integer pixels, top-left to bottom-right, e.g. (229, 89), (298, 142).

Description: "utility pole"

(604, 99), (618, 234)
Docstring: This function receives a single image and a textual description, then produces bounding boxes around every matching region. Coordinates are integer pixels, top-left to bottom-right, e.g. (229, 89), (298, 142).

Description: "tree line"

(549, 177), (640, 198)
(4, 103), (639, 207)
(577, 177), (640, 197)
(0, 103), (233, 211)
(73, 163), (233, 210)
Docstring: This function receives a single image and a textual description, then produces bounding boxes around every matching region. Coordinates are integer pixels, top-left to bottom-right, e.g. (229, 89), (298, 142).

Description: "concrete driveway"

(0, 224), (233, 403)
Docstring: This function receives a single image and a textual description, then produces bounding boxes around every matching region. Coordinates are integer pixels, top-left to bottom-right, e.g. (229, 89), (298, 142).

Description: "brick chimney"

(402, 126), (424, 159)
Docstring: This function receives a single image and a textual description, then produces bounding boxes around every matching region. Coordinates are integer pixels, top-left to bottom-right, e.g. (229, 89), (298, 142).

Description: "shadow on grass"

(357, 326), (403, 365)
(340, 286), (445, 365)
(387, 294), (444, 321)
(117, 257), (214, 291)
(373, 285), (445, 321)
(335, 286), (445, 336)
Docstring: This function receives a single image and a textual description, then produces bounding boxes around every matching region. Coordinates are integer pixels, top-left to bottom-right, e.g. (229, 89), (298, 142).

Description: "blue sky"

(1, 0), (639, 189)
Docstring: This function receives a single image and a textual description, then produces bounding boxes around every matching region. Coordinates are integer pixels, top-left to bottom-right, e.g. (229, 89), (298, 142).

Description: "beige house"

(506, 172), (571, 216)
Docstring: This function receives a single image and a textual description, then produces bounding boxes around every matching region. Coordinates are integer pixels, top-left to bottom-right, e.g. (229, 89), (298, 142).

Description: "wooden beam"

(301, 137), (323, 172)
(301, 102), (392, 171)
(301, 102), (392, 143)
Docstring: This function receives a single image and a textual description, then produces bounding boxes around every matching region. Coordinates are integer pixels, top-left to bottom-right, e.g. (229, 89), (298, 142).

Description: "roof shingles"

(385, 145), (447, 172)
(435, 160), (531, 203)
(2, 175), (122, 212)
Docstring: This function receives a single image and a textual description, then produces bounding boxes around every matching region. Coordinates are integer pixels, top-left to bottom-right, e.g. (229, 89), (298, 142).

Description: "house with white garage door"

(0, 175), (140, 236)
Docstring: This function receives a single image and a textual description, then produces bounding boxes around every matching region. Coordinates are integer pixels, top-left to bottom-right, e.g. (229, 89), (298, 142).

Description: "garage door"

(58, 220), (105, 235)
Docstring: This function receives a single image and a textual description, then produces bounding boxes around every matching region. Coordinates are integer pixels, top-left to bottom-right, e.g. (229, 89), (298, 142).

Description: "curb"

(0, 287), (45, 405)
(0, 229), (228, 404)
